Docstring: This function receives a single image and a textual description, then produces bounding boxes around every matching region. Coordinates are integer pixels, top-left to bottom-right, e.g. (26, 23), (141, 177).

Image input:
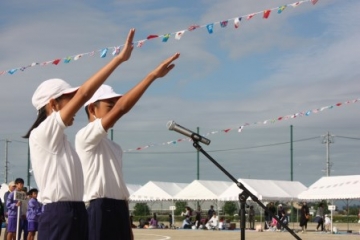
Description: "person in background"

(207, 205), (215, 220)
(182, 216), (192, 229)
(27, 189), (42, 240)
(3, 181), (15, 240)
(194, 206), (201, 229)
(0, 185), (4, 237)
(324, 214), (331, 232)
(149, 213), (158, 229)
(299, 202), (309, 233)
(168, 214), (172, 228)
(315, 202), (324, 231)
(6, 178), (24, 240)
(206, 212), (219, 230)
(248, 206), (255, 230)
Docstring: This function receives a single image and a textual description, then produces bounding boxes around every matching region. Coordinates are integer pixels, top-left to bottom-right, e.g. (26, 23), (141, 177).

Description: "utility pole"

(5, 139), (11, 183)
(321, 132), (334, 176)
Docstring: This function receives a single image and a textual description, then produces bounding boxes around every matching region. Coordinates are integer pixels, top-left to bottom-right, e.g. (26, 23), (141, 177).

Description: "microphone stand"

(191, 138), (301, 240)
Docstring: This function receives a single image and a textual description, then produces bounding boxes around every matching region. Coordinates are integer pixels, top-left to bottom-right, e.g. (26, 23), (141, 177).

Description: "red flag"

(223, 129), (231, 133)
(52, 59), (61, 65)
(147, 35), (158, 40)
(311, 0), (318, 5)
(247, 13), (255, 20)
(263, 10), (271, 19)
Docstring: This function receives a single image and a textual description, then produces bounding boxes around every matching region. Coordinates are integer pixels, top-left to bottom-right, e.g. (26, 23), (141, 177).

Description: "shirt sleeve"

(30, 112), (66, 154)
(75, 119), (107, 152)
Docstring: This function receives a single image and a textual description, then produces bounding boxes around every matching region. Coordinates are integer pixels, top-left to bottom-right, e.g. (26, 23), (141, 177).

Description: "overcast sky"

(0, 0), (359, 191)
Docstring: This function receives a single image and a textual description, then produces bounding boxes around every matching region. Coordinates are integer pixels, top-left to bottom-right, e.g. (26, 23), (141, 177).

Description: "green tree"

(133, 203), (150, 216)
(223, 201), (238, 216)
(174, 201), (187, 215)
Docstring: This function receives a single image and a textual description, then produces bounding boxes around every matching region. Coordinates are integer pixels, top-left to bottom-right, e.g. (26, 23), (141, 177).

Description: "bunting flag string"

(123, 98), (359, 152)
(0, 0), (319, 77)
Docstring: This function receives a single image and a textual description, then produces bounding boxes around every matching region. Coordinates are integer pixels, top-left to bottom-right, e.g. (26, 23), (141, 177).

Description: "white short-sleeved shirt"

(75, 119), (129, 202)
(29, 112), (84, 204)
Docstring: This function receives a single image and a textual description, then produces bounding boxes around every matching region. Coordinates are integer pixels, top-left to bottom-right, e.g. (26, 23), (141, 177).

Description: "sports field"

(1, 222), (359, 239)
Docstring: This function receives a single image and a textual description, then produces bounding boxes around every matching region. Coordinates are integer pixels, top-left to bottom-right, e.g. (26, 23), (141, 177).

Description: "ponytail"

(23, 106), (47, 138)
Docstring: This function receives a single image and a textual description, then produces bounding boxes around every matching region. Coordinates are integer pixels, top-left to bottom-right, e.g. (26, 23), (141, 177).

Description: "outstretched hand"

(151, 53), (180, 79)
(117, 28), (135, 62)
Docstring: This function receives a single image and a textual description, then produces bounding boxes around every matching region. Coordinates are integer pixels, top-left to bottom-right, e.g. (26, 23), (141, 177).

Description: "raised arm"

(101, 52), (180, 131)
(60, 29), (135, 125)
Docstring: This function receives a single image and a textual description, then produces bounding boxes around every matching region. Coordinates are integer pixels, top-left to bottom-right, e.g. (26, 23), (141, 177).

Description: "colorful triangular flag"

(311, 0), (319, 5)
(263, 10), (271, 19)
(52, 59), (61, 65)
(64, 57), (71, 63)
(112, 46), (120, 56)
(234, 17), (241, 28)
(278, 5), (287, 14)
(162, 34), (170, 42)
(100, 48), (108, 58)
(175, 30), (185, 40)
(147, 35), (158, 40)
(206, 23), (214, 34)
(247, 13), (255, 20)
(137, 40), (145, 48)
(220, 20), (228, 28)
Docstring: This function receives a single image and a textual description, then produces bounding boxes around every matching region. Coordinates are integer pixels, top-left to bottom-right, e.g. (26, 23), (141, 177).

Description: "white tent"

(174, 180), (232, 200)
(129, 181), (187, 201)
(298, 175), (360, 200)
(126, 184), (142, 196)
(218, 178), (307, 201)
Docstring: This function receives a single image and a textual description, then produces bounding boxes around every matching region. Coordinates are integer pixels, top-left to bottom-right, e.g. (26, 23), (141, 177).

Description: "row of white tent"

(127, 175), (360, 202)
(2, 175), (359, 203)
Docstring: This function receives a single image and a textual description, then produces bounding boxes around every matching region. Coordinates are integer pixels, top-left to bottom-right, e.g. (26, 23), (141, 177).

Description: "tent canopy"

(298, 175), (360, 200)
(130, 181), (187, 201)
(174, 180), (232, 201)
(218, 178), (307, 201)
(126, 184), (142, 196)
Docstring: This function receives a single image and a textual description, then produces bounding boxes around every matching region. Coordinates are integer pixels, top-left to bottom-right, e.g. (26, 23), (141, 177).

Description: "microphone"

(167, 120), (211, 145)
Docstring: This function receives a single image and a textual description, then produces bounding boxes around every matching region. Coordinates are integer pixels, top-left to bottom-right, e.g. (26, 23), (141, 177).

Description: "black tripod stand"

(192, 140), (301, 240)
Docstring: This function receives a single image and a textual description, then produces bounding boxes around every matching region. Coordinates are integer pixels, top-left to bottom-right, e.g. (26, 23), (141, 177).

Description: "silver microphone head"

(167, 120), (176, 130)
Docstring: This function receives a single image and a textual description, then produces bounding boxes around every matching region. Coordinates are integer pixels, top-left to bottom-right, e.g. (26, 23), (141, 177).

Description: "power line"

(125, 136), (320, 154)
(336, 136), (360, 141)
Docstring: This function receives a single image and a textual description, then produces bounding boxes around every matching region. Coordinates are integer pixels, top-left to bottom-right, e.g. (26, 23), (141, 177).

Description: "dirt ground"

(132, 222), (360, 240)
(1, 222), (359, 239)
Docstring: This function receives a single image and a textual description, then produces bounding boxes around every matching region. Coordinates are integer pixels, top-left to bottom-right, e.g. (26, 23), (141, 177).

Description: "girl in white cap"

(23, 29), (136, 240)
(75, 52), (180, 240)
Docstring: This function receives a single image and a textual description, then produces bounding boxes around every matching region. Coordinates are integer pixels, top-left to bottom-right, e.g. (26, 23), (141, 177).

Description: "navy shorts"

(38, 201), (88, 240)
(88, 198), (132, 240)
(28, 221), (38, 232)
(7, 217), (17, 233)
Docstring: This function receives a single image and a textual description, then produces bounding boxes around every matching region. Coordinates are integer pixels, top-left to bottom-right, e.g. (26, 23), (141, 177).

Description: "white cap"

(278, 204), (282, 207)
(84, 84), (122, 107)
(32, 78), (79, 110)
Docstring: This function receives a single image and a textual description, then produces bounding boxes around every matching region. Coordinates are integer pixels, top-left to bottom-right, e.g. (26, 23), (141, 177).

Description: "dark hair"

(28, 188), (38, 196)
(84, 101), (99, 119)
(23, 106), (47, 138)
(15, 178), (24, 184)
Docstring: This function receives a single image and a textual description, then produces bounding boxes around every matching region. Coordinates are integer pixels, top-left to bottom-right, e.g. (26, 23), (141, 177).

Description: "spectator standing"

(27, 189), (42, 240)
(299, 202), (309, 233)
(0, 186), (4, 238)
(3, 181), (15, 240)
(248, 206), (255, 230)
(315, 203), (324, 231)
(207, 205), (215, 220)
(6, 178), (24, 240)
